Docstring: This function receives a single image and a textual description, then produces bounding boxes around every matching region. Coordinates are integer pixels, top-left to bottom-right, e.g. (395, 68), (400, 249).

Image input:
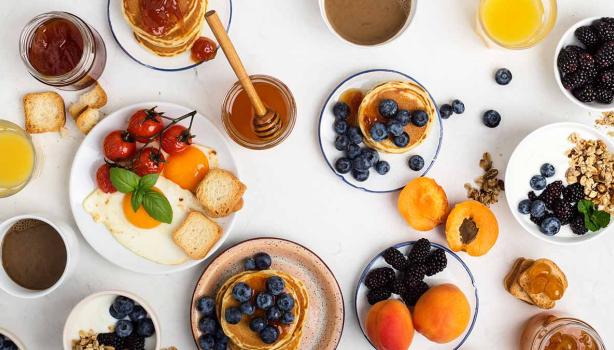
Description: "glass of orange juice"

(0, 120), (36, 197)
(477, 0), (557, 49)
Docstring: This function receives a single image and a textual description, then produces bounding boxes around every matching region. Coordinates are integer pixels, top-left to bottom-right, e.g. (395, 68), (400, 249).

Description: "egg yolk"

(164, 146), (209, 191)
(122, 192), (161, 229)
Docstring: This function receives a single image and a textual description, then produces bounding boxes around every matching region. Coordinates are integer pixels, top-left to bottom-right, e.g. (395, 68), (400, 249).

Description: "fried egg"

(163, 144), (218, 192)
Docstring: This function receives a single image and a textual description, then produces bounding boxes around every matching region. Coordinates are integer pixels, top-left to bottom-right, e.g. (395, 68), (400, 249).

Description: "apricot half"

(398, 177), (449, 231)
(445, 200), (498, 256)
(366, 299), (414, 350)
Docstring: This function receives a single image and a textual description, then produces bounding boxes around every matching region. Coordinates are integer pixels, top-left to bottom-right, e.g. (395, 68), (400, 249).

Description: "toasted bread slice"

(75, 107), (101, 134)
(504, 258), (535, 305)
(519, 259), (567, 309)
(195, 169), (246, 218)
(173, 211), (223, 260)
(68, 82), (107, 118)
(23, 91), (66, 133)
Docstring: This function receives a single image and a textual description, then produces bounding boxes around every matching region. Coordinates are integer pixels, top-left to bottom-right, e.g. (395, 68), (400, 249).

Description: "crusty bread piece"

(75, 107), (101, 134)
(173, 211), (223, 260)
(504, 258), (535, 305)
(195, 168), (246, 218)
(519, 259), (567, 309)
(68, 82), (107, 118)
(23, 91), (65, 133)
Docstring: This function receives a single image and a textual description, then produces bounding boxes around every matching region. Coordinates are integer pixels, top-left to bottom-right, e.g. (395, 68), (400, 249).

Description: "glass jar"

(19, 11), (106, 90)
(0, 120), (36, 198)
(520, 313), (605, 350)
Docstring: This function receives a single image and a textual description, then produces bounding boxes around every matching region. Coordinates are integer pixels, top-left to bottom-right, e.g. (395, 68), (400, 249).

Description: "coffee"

(324, 0), (411, 45)
(1, 219), (67, 290)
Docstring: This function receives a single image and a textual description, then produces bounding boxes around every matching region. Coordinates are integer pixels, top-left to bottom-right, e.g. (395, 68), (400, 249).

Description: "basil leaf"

(131, 188), (144, 212)
(140, 173), (159, 190)
(109, 167), (140, 193)
(142, 190), (173, 224)
(577, 200), (593, 215)
(593, 210), (611, 229)
(584, 213), (599, 232)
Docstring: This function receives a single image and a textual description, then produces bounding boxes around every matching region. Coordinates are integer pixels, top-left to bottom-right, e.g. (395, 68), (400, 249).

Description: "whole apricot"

(366, 299), (414, 350)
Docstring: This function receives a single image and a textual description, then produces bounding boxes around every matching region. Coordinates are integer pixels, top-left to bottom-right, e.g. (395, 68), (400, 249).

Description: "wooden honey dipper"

(205, 10), (283, 140)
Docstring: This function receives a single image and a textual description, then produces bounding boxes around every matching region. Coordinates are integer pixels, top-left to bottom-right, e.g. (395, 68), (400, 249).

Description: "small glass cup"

(0, 120), (36, 198)
(19, 11), (107, 90)
(520, 313), (605, 350)
(476, 0), (557, 49)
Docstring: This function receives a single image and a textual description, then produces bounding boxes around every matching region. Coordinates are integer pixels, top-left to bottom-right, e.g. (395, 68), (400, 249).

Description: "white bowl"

(63, 290), (161, 350)
(0, 328), (27, 349)
(318, 0), (418, 47)
(505, 122), (614, 245)
(553, 17), (614, 112)
(0, 214), (79, 299)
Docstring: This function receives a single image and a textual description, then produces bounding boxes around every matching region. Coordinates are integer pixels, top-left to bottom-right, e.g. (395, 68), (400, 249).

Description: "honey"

(338, 88), (363, 126)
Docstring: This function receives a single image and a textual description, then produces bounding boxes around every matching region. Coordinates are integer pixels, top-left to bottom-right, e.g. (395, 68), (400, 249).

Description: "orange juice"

(480, 0), (545, 47)
(0, 121), (34, 193)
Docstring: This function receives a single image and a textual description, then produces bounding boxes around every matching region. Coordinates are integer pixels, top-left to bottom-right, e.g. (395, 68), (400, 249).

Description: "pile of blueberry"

(96, 295), (156, 350)
(0, 334), (18, 350)
(195, 296), (229, 350)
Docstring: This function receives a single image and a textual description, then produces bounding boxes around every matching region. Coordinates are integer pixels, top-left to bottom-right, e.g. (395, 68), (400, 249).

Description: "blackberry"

(404, 264), (426, 287)
(563, 183), (585, 203)
(401, 281), (429, 307)
(528, 191), (538, 201)
(595, 42), (614, 69)
(595, 86), (613, 104)
(390, 277), (408, 295)
(602, 17), (614, 25)
(125, 334), (146, 350)
(530, 214), (547, 225)
(573, 84), (596, 103)
(367, 287), (391, 305)
(593, 20), (614, 43)
(364, 267), (395, 289)
(571, 215), (588, 235)
(383, 247), (408, 270)
(97, 333), (123, 349)
(539, 180), (564, 209)
(578, 53), (596, 70)
(407, 238), (431, 264)
(423, 249), (447, 276)
(557, 46), (580, 74)
(553, 201), (575, 225)
(575, 26), (601, 50)
(562, 69), (593, 90)
(598, 70), (614, 90)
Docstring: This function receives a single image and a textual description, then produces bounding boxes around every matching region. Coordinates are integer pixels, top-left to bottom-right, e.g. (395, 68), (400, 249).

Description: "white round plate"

(318, 69), (443, 193)
(0, 328), (26, 350)
(108, 0), (232, 71)
(505, 122), (613, 244)
(69, 102), (239, 274)
(355, 241), (478, 349)
(553, 17), (614, 112)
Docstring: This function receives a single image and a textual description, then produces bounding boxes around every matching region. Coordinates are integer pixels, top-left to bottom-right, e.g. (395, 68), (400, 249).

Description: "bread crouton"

(195, 169), (246, 218)
(23, 91), (65, 133)
(173, 211), (223, 260)
(68, 82), (107, 118)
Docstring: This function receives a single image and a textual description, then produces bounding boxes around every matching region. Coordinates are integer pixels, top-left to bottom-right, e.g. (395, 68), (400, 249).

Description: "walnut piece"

(465, 152), (505, 206)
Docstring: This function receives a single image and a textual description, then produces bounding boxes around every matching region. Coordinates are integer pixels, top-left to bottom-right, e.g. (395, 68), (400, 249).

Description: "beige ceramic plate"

(190, 238), (345, 349)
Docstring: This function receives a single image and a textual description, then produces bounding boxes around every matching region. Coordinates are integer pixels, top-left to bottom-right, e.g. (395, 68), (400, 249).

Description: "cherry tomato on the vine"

(127, 107), (164, 143)
(103, 130), (136, 161)
(96, 164), (117, 193)
(133, 147), (165, 176)
(161, 125), (193, 155)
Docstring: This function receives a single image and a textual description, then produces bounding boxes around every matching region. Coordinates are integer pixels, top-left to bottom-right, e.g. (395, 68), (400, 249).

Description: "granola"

(72, 330), (113, 350)
(464, 152), (505, 206)
(596, 111), (614, 137)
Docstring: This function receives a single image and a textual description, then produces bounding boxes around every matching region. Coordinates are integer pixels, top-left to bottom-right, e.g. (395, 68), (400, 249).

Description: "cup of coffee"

(319, 0), (417, 46)
(0, 214), (79, 298)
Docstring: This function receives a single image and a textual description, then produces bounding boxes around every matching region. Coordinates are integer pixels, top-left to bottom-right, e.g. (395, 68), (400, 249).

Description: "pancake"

(358, 81), (436, 154)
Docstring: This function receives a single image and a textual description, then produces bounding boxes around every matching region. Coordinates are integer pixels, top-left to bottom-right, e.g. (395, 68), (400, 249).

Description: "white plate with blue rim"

(318, 69), (443, 193)
(355, 241), (478, 349)
(108, 0), (232, 71)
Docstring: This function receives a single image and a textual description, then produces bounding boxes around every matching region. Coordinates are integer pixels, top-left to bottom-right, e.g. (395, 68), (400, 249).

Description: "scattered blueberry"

(370, 122), (388, 141)
(335, 158), (352, 174)
(361, 148), (380, 167)
(530, 200), (547, 218)
(411, 110), (429, 127)
(495, 68), (513, 85)
(352, 156), (370, 171)
(374, 161), (390, 175)
(276, 293), (295, 311)
(334, 135), (350, 151)
(530, 175), (547, 190)
(333, 119), (348, 135)
(196, 296), (215, 316)
(224, 307), (242, 325)
(393, 132), (410, 147)
(109, 304), (128, 320)
(452, 99), (465, 114)
(347, 127), (363, 144)
(378, 99), (398, 118)
(136, 318), (155, 337)
(280, 312), (295, 325)
(244, 257), (256, 270)
(540, 217), (561, 236)
(395, 109), (411, 126)
(112, 296), (135, 316)
(199, 317), (217, 335)
(266, 306), (282, 321)
(254, 252), (272, 270)
(408, 155), (425, 171)
(540, 163), (556, 178)
(518, 199), (532, 215)
(387, 121), (404, 137)
(240, 302), (256, 316)
(346, 143), (361, 159)
(260, 326), (280, 344)
(333, 102), (350, 120)
(482, 110), (501, 128)
(352, 169), (369, 182)
(439, 104), (453, 119)
(129, 305), (147, 322)
(198, 334), (215, 350)
(115, 319), (134, 338)
(256, 292), (274, 310)
(232, 282), (253, 303)
(249, 317), (267, 332)
(266, 276), (285, 296)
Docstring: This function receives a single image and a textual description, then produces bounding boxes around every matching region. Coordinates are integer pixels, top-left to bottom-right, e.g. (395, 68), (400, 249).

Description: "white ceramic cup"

(0, 327), (26, 349)
(0, 214), (79, 298)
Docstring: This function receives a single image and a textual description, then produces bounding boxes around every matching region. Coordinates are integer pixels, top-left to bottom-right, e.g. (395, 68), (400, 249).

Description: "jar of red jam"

(19, 12), (106, 90)
(520, 313), (605, 350)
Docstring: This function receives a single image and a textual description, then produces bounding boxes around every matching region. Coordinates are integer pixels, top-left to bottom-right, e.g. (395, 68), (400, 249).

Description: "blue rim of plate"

(107, 0), (233, 72)
(354, 241), (479, 350)
(317, 68), (444, 193)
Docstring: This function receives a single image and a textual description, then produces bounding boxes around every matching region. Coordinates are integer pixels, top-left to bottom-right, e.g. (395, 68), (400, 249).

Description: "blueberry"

(240, 302), (256, 316)
(224, 307), (242, 325)
(281, 312), (295, 325)
(378, 99), (398, 118)
(254, 252), (272, 270)
(232, 282), (253, 303)
(518, 199), (532, 215)
(266, 306), (282, 321)
(352, 156), (370, 171)
(540, 217), (561, 236)
(244, 257), (256, 270)
(530, 200), (546, 218)
(129, 305), (148, 322)
(260, 326), (280, 344)
(333, 102), (350, 120)
(452, 99), (465, 114)
(256, 292), (274, 310)
(530, 175), (547, 190)
(352, 169), (369, 182)
(495, 68), (512, 85)
(387, 121), (404, 137)
(393, 132), (410, 147)
(361, 148), (379, 167)
(276, 293), (295, 311)
(408, 155), (425, 171)
(335, 158), (352, 174)
(395, 109), (411, 126)
(199, 317), (217, 335)
(249, 317), (267, 332)
(1, 340), (16, 350)
(198, 334), (215, 350)
(115, 319), (134, 338)
(483, 110), (501, 128)
(112, 296), (135, 316)
(334, 135), (350, 151)
(0, 336), (4, 348)
(347, 127), (363, 144)
(213, 339), (227, 350)
(374, 161), (390, 175)
(333, 119), (348, 135)
(109, 304), (128, 320)
(370, 122), (388, 141)
(266, 276), (285, 296)
(439, 104), (453, 119)
(540, 163), (556, 177)
(411, 110), (429, 127)
(214, 327), (227, 342)
(136, 318), (155, 337)
(346, 143), (361, 159)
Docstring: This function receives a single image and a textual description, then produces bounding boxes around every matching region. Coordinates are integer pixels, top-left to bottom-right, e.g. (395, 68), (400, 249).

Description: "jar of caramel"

(520, 313), (605, 350)
(19, 12), (106, 90)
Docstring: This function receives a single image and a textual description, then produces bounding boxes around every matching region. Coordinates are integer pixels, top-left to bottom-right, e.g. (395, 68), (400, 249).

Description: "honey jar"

(520, 313), (605, 350)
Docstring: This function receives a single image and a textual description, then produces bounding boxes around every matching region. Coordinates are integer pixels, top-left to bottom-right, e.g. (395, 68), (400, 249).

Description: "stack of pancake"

(217, 270), (309, 350)
(122, 0), (207, 57)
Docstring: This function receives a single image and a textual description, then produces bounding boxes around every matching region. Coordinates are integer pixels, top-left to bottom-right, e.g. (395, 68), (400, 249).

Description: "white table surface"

(1, 1), (613, 349)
